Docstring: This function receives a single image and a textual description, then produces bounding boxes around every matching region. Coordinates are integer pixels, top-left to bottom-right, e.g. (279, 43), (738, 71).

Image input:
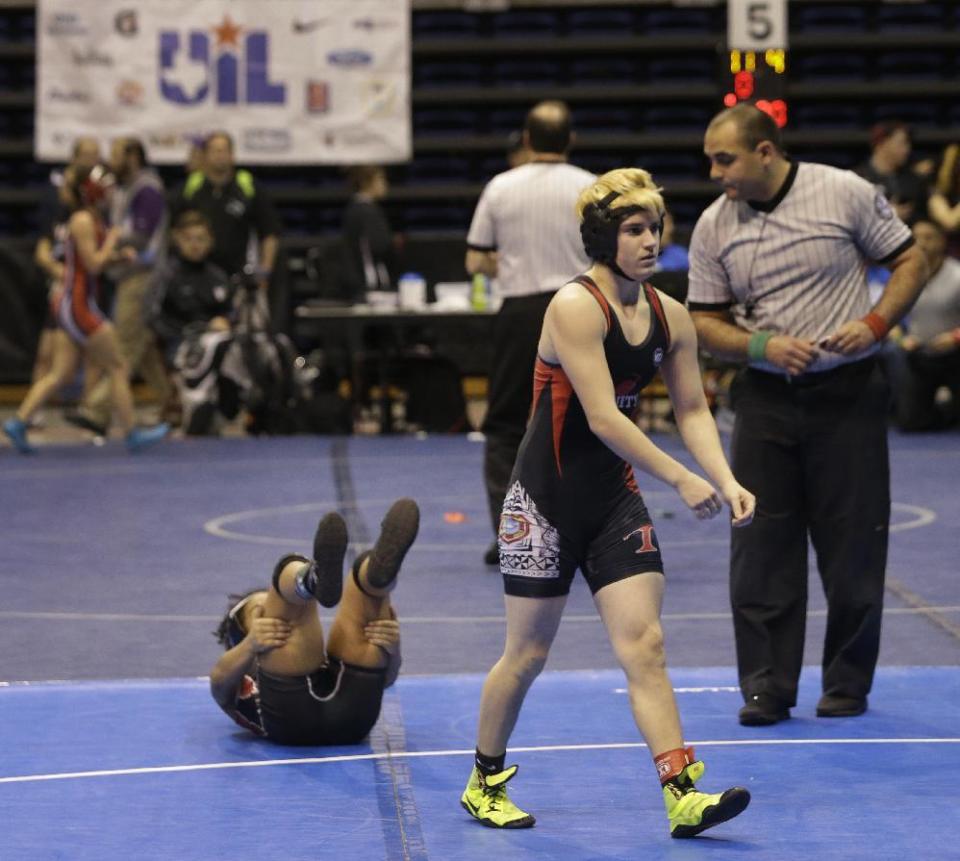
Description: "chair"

(639, 8), (717, 33)
(572, 105), (638, 134)
(876, 3), (945, 31)
(876, 51), (946, 80)
(491, 10), (562, 37)
(567, 9), (637, 35)
(413, 109), (476, 137)
(792, 4), (866, 33)
(412, 11), (480, 39)
(493, 59), (562, 87)
(414, 61), (482, 89)
(570, 58), (637, 86)
(791, 103), (865, 130)
(792, 53), (868, 82)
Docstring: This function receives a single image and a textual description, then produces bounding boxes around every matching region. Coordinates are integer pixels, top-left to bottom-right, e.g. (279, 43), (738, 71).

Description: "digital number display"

(722, 49), (788, 127)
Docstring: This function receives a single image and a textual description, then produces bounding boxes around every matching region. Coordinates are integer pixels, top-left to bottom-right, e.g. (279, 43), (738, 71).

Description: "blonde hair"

(575, 167), (665, 222)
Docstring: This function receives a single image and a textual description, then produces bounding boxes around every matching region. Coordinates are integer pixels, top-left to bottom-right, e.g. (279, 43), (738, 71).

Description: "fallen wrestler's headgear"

(223, 593), (255, 649)
(580, 190), (655, 276)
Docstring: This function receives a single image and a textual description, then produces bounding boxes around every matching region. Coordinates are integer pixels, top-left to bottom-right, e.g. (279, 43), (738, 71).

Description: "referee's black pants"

(728, 358), (890, 707)
(482, 292), (556, 535)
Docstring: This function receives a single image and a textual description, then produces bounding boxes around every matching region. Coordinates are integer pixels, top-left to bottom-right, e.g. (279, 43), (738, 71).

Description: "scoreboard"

(722, 48), (788, 128)
(724, 0), (788, 127)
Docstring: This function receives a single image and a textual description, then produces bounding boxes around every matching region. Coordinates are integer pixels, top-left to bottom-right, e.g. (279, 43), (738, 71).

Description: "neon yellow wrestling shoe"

(663, 760), (751, 838)
(460, 765), (536, 828)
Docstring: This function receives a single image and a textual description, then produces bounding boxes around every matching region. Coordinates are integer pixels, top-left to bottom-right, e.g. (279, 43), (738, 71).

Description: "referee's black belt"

(751, 356), (875, 387)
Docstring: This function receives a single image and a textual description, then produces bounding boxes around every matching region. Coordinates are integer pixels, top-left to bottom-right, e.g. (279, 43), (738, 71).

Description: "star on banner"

(213, 15), (242, 49)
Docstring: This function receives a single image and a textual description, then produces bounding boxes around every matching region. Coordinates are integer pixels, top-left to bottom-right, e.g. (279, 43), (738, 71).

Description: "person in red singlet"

(460, 168), (756, 839)
(3, 165), (169, 454)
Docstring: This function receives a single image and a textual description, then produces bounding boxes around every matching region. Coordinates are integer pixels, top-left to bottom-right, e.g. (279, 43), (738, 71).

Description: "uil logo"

(159, 15), (285, 106)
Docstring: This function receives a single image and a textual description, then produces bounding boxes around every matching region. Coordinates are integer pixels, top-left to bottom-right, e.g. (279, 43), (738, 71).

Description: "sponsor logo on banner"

(327, 50), (373, 68)
(243, 127), (292, 153)
(116, 80), (145, 107)
(362, 79), (396, 117)
(292, 18), (331, 34)
(47, 12), (87, 36)
(72, 48), (113, 68)
(159, 15), (286, 106)
(322, 128), (380, 148)
(306, 81), (330, 114)
(48, 87), (91, 104)
(148, 132), (180, 150)
(115, 9), (139, 37)
(353, 18), (399, 31)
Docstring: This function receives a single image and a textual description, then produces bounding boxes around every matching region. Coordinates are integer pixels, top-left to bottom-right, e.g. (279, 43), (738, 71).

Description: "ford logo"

(327, 50), (372, 68)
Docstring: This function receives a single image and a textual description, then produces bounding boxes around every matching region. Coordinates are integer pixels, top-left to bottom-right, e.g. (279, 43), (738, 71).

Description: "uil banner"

(35, 0), (411, 165)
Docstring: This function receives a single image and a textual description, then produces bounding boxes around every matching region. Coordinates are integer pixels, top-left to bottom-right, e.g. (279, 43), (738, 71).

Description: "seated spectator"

(881, 220), (960, 431)
(505, 130), (532, 168)
(145, 210), (236, 434)
(856, 122), (928, 225)
(927, 143), (960, 258)
(146, 210), (301, 436)
(342, 166), (396, 302)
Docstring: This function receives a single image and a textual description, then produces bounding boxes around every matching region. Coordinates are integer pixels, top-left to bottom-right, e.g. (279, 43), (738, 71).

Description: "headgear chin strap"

(580, 190), (657, 278)
(224, 593), (256, 649)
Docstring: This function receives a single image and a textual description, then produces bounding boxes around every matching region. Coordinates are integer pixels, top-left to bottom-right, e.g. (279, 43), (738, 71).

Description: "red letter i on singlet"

(623, 524), (657, 554)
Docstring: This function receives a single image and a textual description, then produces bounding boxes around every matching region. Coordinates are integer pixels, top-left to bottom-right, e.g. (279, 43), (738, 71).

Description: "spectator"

(68, 137), (171, 434)
(145, 210), (235, 434)
(855, 121), (928, 226)
(3, 165), (169, 454)
(341, 165), (395, 302)
(882, 219), (960, 431)
(505, 130), (532, 169)
(172, 131), (280, 322)
(654, 211), (689, 272)
(465, 100), (594, 565)
(927, 143), (960, 258)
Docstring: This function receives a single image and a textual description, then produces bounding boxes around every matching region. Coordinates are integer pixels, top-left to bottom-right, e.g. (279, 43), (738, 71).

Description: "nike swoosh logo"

(292, 19), (328, 33)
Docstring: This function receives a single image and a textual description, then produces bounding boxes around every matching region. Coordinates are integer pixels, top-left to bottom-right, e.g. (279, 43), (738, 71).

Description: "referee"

(465, 101), (594, 564)
(687, 104), (928, 726)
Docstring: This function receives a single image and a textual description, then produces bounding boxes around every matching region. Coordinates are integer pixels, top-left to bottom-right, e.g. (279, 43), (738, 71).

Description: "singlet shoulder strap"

(644, 282), (671, 350)
(572, 274), (612, 331)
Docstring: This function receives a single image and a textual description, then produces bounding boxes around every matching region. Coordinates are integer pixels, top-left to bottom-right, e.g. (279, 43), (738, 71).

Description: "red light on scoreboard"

(722, 50), (788, 127)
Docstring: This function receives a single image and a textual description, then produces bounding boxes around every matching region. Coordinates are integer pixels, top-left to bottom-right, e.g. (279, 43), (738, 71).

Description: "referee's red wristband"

(861, 312), (889, 342)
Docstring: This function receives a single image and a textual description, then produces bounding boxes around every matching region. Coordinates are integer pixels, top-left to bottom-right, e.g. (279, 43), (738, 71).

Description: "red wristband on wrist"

(861, 312), (889, 342)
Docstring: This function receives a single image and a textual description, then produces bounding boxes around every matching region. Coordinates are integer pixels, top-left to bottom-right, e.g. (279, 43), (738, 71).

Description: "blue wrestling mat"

(3, 666), (958, 861)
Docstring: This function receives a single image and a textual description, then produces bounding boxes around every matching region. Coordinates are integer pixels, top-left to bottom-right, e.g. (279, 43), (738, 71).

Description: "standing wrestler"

(687, 105), (927, 725)
(461, 168), (755, 838)
(210, 499), (418, 745)
(3, 165), (169, 454)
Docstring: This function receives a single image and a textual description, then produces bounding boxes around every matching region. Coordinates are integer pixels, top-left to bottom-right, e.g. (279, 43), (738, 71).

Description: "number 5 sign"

(728, 0), (787, 51)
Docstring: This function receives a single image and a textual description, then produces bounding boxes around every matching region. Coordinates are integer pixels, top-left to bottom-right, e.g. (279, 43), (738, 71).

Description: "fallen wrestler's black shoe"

(483, 541), (500, 566)
(311, 512), (348, 608)
(367, 498), (420, 589)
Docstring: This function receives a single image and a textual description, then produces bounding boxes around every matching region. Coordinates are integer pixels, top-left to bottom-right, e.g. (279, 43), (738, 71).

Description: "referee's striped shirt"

(467, 162), (595, 298)
(688, 161), (914, 373)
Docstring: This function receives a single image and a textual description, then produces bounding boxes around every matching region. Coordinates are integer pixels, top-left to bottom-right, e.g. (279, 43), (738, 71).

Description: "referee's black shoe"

(738, 693), (790, 726)
(483, 541), (499, 566)
(816, 694), (867, 718)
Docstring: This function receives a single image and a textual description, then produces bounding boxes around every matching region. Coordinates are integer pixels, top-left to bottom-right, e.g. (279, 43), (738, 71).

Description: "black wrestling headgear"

(580, 190), (650, 275)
